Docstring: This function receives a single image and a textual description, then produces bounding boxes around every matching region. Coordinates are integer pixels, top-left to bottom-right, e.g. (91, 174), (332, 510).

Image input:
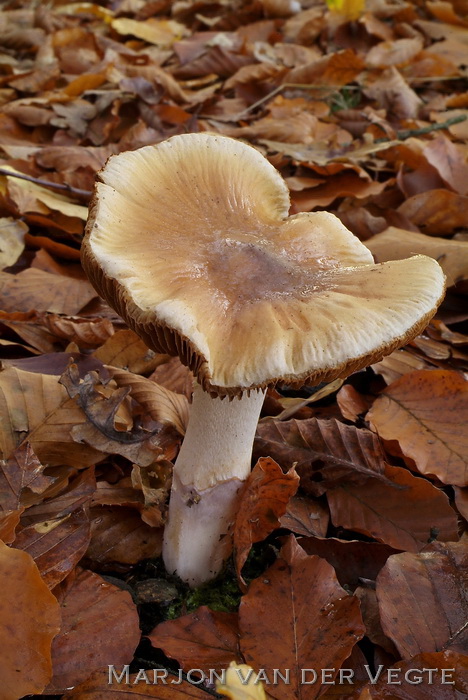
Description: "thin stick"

(0, 167), (92, 199)
(375, 114), (467, 143)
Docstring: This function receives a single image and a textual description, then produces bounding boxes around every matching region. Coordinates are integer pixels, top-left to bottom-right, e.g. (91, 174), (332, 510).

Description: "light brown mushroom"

(82, 133), (445, 587)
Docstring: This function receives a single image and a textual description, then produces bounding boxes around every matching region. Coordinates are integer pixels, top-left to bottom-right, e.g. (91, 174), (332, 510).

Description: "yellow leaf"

(217, 662), (267, 700)
(326, 0), (366, 20)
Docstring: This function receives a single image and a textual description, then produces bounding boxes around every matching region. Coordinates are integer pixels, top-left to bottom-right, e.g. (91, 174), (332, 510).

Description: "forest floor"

(0, 0), (467, 698)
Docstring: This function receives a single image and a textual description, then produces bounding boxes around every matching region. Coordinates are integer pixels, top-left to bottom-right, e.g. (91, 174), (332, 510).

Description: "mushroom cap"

(82, 133), (445, 397)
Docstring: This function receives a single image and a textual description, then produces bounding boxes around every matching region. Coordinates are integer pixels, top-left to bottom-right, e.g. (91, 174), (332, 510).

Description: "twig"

(199, 82), (357, 121)
(375, 114), (467, 143)
(0, 167), (92, 199)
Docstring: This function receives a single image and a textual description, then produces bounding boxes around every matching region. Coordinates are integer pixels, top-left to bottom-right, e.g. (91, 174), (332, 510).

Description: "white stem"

(162, 385), (265, 587)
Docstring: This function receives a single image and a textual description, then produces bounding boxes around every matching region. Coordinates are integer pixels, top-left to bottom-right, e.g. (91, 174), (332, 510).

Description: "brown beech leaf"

(93, 329), (164, 375)
(376, 543), (468, 658)
(299, 537), (399, 588)
(327, 463), (459, 552)
(63, 667), (210, 698)
(106, 367), (190, 436)
(336, 385), (370, 422)
(397, 189), (468, 235)
(0, 310), (114, 353)
(367, 370), (468, 486)
(14, 507), (91, 589)
(0, 366), (105, 468)
(0, 216), (27, 269)
(0, 268), (97, 314)
(0, 442), (55, 513)
(20, 468), (96, 525)
(86, 506), (163, 565)
(358, 651), (468, 698)
(47, 568), (141, 693)
(148, 606), (241, 672)
(279, 495), (329, 538)
(254, 417), (388, 496)
(239, 536), (365, 700)
(150, 356), (194, 400)
(234, 457), (299, 586)
(365, 37), (424, 69)
(366, 226), (468, 286)
(0, 508), (23, 543)
(0, 541), (61, 700)
(286, 49), (365, 86)
(371, 349), (430, 385)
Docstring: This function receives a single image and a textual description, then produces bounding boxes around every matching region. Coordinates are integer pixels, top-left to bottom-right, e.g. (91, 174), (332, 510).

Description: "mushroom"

(81, 133), (445, 587)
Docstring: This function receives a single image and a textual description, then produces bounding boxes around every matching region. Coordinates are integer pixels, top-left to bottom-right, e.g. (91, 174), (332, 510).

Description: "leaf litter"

(0, 0), (467, 698)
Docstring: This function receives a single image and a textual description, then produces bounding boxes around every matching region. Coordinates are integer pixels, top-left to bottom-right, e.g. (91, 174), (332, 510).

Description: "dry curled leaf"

(234, 457), (299, 586)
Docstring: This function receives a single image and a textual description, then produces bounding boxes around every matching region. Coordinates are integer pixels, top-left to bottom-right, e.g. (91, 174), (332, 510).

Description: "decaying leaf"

(47, 568), (141, 692)
(367, 370), (468, 486)
(149, 607), (241, 672)
(327, 463), (459, 551)
(0, 217), (27, 269)
(239, 537), (365, 700)
(376, 543), (468, 658)
(366, 226), (468, 286)
(254, 417), (388, 495)
(0, 541), (61, 700)
(234, 457), (299, 586)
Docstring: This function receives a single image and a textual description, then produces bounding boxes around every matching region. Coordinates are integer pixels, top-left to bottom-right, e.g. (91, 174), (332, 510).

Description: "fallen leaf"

(0, 442), (56, 513)
(14, 507), (91, 589)
(234, 457), (299, 586)
(327, 463), (459, 551)
(362, 67), (422, 119)
(254, 417), (388, 496)
(239, 536), (366, 700)
(0, 217), (27, 269)
(376, 543), (468, 658)
(61, 366), (167, 467)
(366, 38), (424, 69)
(106, 367), (190, 436)
(397, 189), (468, 235)
(149, 606), (241, 672)
(0, 268), (97, 314)
(86, 506), (163, 564)
(367, 369), (468, 486)
(371, 348), (430, 384)
(0, 540), (61, 699)
(47, 567), (141, 692)
(300, 536), (399, 588)
(0, 366), (105, 467)
(150, 356), (194, 399)
(279, 495), (329, 537)
(366, 226), (468, 286)
(111, 18), (188, 46)
(93, 329), (164, 375)
(336, 384), (370, 422)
